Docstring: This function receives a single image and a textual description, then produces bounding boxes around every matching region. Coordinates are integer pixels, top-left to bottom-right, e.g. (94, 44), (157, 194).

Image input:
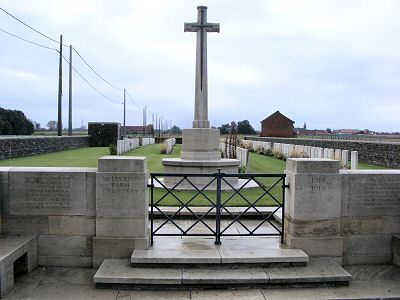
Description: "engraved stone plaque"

(9, 171), (93, 216)
(347, 174), (400, 216)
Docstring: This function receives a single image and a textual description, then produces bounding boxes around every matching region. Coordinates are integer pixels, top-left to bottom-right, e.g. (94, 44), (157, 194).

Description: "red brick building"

(261, 111), (295, 138)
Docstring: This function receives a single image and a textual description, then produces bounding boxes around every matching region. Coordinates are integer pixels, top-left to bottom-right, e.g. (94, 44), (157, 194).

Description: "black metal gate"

(149, 170), (288, 245)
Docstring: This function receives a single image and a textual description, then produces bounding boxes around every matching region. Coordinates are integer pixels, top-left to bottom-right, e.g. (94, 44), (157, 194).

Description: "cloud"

(0, 0), (399, 131)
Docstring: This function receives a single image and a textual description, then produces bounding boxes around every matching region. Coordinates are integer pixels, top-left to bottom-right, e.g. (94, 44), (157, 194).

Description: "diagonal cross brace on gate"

(149, 170), (289, 245)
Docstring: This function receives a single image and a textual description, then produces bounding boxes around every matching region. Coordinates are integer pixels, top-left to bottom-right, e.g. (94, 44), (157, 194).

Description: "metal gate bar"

(149, 171), (288, 245)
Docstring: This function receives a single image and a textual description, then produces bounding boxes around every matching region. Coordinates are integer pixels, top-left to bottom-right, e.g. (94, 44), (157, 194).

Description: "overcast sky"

(0, 0), (399, 132)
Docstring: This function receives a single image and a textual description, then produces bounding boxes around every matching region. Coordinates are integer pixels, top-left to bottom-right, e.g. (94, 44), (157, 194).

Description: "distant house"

(261, 111), (295, 138)
(121, 125), (153, 135)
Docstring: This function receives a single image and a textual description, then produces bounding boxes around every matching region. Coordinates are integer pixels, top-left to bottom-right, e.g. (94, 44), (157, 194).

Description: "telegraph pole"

(123, 88), (126, 138)
(152, 113), (154, 137)
(57, 34), (63, 136)
(68, 45), (72, 136)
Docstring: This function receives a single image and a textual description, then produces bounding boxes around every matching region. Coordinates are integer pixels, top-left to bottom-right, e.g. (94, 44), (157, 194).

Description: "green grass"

(0, 144), (390, 207)
(152, 150), (285, 207)
(358, 163), (389, 170)
(0, 147), (109, 167)
(125, 144), (181, 172)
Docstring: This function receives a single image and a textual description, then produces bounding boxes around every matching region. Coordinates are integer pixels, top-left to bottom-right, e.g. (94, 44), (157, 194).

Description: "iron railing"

(149, 170), (288, 245)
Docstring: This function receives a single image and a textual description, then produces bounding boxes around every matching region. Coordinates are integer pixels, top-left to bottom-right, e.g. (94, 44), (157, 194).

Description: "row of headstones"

(117, 138), (139, 155)
(164, 138), (176, 154)
(242, 140), (359, 169)
(219, 142), (249, 168)
(141, 137), (155, 146)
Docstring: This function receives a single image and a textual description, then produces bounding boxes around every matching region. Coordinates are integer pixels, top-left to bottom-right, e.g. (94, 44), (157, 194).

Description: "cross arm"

(184, 22), (199, 32)
(205, 23), (220, 33)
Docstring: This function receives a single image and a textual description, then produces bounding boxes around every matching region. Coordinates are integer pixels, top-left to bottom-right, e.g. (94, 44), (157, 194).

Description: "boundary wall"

(0, 136), (89, 160)
(246, 136), (400, 168)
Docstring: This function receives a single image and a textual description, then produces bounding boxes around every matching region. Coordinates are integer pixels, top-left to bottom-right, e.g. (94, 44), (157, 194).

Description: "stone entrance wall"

(1, 157), (399, 267)
(0, 156), (148, 268)
(284, 158), (400, 264)
(0, 167), (97, 267)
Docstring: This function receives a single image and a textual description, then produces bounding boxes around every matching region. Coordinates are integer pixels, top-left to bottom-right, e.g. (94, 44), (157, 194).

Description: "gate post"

(93, 156), (149, 268)
(284, 158), (344, 263)
(215, 169), (222, 245)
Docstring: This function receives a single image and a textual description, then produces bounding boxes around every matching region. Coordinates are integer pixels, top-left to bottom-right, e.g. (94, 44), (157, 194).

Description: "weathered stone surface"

(343, 254), (392, 265)
(96, 172), (148, 218)
(286, 158), (340, 174)
(98, 156), (147, 172)
(181, 128), (220, 160)
(383, 216), (400, 234)
(0, 235), (37, 297)
(131, 249), (221, 264)
(285, 217), (341, 237)
(393, 234), (400, 267)
(219, 249), (308, 264)
(9, 168), (96, 216)
(93, 237), (136, 268)
(38, 256), (92, 267)
(2, 215), (49, 235)
(267, 258), (351, 283)
(96, 217), (147, 238)
(285, 172), (342, 220)
(182, 267), (268, 284)
(95, 259), (182, 284)
(48, 216), (95, 236)
(38, 235), (92, 257)
(342, 171), (400, 217)
(285, 234), (344, 257)
(344, 234), (392, 257)
(341, 216), (383, 234)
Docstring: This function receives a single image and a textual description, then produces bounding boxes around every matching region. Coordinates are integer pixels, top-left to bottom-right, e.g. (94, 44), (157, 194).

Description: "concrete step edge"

(94, 258), (351, 286)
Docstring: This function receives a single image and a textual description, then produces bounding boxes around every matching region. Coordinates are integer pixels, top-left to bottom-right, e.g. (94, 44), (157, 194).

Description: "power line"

(61, 54), (123, 105)
(126, 90), (143, 109)
(73, 47), (122, 91)
(0, 6), (67, 46)
(0, 27), (58, 51)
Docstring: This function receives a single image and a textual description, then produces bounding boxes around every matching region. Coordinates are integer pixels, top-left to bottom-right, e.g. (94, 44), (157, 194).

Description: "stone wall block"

(48, 216), (95, 236)
(38, 235), (93, 257)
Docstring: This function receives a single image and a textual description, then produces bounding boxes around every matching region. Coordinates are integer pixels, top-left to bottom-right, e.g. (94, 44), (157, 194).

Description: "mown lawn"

(0, 144), (390, 207)
(0, 147), (109, 167)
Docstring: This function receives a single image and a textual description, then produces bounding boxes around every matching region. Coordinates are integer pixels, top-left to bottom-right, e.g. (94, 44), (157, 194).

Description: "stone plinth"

(93, 156), (149, 268)
(162, 158), (240, 188)
(162, 127), (240, 189)
(284, 159), (344, 262)
(181, 128), (221, 160)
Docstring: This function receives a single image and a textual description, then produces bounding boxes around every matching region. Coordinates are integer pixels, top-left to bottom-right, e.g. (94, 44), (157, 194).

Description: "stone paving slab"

(132, 237), (308, 265)
(266, 258), (352, 283)
(95, 259), (182, 284)
(95, 258), (349, 287)
(131, 249), (221, 264)
(182, 267), (269, 285)
(4, 264), (400, 299)
(219, 249), (308, 264)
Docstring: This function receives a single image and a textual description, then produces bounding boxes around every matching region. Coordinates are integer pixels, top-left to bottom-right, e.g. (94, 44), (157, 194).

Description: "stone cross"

(184, 6), (220, 129)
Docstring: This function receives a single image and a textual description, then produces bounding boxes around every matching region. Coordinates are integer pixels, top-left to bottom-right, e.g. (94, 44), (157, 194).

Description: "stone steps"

(94, 258), (352, 288)
(131, 248), (308, 266)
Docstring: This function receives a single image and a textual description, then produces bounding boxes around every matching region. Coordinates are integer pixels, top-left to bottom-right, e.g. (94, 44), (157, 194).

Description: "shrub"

(255, 146), (263, 154)
(108, 144), (117, 155)
(160, 144), (167, 154)
(273, 151), (286, 161)
(238, 166), (246, 173)
(264, 148), (273, 157)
